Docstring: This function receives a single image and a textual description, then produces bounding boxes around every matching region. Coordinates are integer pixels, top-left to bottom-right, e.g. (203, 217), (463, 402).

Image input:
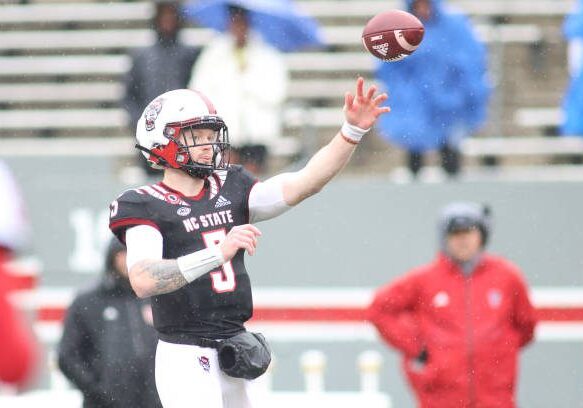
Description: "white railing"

(0, 350), (391, 408)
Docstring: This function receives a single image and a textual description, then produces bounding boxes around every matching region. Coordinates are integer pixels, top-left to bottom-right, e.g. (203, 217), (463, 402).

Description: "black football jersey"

(109, 165), (258, 340)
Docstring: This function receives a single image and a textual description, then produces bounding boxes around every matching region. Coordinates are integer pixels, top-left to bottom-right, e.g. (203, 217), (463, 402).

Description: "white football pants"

(155, 340), (264, 408)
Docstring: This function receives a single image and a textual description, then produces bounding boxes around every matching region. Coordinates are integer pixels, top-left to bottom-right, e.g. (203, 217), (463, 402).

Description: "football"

(362, 10), (425, 62)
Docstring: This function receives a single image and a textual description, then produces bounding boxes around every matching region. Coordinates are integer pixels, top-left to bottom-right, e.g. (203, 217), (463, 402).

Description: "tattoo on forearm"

(139, 260), (188, 295)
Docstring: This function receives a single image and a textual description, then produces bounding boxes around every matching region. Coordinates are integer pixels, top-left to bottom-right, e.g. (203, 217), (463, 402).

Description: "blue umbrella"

(184, 0), (324, 52)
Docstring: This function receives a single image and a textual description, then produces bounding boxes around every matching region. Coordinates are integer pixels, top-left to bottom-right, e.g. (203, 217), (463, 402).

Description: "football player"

(109, 77), (389, 408)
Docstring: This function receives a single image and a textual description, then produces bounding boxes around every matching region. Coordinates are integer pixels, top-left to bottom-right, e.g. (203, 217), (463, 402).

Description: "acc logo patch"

(165, 193), (180, 205)
(144, 98), (164, 131)
(198, 356), (211, 372)
(177, 207), (191, 216)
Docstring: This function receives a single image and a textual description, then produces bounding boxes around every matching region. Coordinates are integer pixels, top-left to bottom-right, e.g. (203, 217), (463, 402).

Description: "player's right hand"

(343, 77), (390, 130)
(220, 224), (262, 260)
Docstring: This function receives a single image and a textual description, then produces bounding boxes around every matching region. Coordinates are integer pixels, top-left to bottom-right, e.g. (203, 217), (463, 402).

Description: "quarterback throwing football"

(109, 77), (389, 408)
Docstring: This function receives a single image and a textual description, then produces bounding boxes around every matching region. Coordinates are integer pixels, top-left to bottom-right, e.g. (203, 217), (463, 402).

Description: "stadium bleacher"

(0, 0), (572, 23)
(0, 0), (576, 168)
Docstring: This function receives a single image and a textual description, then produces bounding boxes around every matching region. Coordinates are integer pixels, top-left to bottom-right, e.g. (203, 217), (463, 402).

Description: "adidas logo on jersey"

(215, 195), (232, 208)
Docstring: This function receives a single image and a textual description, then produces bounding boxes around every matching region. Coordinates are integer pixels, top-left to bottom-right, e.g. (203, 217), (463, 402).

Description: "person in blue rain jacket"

(562, 0), (583, 136)
(375, 0), (490, 178)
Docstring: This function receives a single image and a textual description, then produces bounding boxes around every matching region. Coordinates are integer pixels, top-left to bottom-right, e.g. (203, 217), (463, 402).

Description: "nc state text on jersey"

(183, 210), (234, 232)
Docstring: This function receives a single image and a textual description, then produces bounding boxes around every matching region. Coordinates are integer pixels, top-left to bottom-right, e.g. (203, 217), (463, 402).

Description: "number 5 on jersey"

(202, 229), (236, 293)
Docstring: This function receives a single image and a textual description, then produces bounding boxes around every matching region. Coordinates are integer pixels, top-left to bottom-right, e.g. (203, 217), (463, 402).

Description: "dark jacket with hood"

(58, 241), (161, 408)
(123, 26), (201, 129)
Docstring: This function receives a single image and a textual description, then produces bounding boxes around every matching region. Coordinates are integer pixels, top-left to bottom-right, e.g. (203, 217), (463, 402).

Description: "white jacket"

(189, 33), (289, 148)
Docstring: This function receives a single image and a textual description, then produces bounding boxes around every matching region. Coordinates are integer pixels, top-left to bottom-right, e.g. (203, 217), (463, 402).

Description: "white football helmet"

(136, 89), (230, 178)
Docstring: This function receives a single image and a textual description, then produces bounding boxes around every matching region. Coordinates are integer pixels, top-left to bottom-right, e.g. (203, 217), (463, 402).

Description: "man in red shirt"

(0, 252), (37, 388)
(367, 202), (537, 408)
(0, 160), (37, 388)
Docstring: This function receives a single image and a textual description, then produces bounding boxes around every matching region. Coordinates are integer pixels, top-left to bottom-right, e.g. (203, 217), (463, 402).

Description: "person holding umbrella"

(188, 4), (289, 175)
(184, 0), (323, 53)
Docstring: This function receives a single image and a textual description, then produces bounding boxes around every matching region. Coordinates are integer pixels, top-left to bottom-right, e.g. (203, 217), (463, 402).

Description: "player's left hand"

(221, 224), (262, 260)
(343, 77), (391, 130)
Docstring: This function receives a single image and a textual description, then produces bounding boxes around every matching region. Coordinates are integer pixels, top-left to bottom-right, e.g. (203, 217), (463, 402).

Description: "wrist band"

(340, 121), (370, 144)
(177, 245), (225, 283)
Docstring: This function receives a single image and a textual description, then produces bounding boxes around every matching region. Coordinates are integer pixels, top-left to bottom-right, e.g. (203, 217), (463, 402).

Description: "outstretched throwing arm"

(264, 77), (390, 208)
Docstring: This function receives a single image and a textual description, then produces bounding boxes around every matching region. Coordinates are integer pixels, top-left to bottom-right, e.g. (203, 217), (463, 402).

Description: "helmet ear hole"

(164, 126), (177, 138)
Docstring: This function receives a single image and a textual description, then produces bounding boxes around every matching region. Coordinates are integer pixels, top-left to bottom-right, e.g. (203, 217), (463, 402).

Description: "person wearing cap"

(58, 237), (162, 408)
(367, 202), (537, 408)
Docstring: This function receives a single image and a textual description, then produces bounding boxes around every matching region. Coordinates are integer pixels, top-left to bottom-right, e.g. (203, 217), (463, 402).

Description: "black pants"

(407, 145), (461, 177)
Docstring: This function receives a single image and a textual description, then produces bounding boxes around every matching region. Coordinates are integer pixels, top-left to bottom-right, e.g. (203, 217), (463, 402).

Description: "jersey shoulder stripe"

(109, 187), (160, 241)
(128, 184), (190, 206)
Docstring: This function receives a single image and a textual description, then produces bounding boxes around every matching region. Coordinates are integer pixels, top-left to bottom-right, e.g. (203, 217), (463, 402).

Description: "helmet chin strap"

(183, 164), (212, 179)
(181, 152), (214, 179)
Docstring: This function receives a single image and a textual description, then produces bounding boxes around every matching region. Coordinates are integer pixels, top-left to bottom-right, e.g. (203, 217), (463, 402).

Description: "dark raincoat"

(58, 242), (161, 408)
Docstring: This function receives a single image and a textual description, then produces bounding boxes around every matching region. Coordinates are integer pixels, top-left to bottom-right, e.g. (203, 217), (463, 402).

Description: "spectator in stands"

(375, 0), (490, 179)
(367, 202), (537, 408)
(562, 0), (583, 136)
(0, 160), (38, 389)
(124, 1), (201, 175)
(58, 237), (161, 408)
(189, 4), (289, 175)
